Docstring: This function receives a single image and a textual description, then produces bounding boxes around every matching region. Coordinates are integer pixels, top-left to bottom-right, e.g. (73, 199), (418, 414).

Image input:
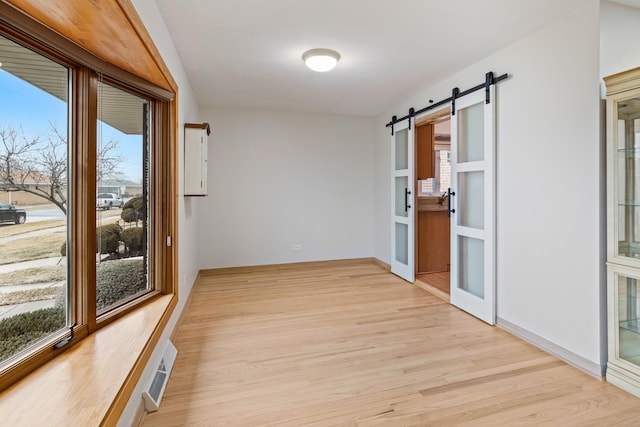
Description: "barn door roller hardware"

(385, 71), (508, 133)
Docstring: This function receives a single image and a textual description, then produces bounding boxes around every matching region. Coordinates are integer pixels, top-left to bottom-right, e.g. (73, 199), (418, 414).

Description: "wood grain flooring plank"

(142, 259), (640, 426)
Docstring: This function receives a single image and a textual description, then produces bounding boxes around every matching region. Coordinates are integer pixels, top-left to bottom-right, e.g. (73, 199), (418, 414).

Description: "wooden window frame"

(0, 3), (177, 391)
(92, 74), (169, 328)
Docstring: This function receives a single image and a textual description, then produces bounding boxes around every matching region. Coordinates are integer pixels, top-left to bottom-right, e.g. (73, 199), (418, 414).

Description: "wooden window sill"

(0, 294), (176, 426)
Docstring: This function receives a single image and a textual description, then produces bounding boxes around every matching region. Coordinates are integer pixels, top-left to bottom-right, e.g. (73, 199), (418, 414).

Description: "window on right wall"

(419, 148), (451, 195)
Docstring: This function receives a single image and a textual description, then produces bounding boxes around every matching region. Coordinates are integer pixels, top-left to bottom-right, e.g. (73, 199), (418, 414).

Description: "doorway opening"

(414, 110), (451, 300)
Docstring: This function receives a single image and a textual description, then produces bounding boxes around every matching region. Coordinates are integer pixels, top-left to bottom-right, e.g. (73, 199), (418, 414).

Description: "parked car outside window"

(0, 201), (27, 224)
(96, 193), (124, 210)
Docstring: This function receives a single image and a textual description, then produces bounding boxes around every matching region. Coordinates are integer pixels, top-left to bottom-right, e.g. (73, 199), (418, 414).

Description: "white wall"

(118, 1), (202, 425)
(197, 108), (375, 268)
(599, 0), (640, 364)
(601, 1), (640, 78)
(375, 0), (604, 367)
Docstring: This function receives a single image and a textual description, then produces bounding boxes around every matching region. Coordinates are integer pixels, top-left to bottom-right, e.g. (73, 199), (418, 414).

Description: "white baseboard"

(371, 257), (390, 271)
(497, 317), (606, 379)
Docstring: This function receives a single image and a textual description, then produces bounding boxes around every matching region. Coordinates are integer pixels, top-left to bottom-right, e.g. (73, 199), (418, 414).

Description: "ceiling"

(155, 0), (597, 117)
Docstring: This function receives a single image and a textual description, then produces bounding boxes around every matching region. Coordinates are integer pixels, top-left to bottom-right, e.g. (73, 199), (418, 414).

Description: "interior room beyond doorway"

(415, 112), (451, 300)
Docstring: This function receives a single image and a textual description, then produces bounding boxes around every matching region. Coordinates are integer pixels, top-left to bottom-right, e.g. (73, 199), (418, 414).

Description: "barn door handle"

(405, 188), (411, 212)
(448, 188), (456, 217)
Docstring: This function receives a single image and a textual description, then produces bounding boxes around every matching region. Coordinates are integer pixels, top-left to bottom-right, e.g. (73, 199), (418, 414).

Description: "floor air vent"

(142, 340), (177, 412)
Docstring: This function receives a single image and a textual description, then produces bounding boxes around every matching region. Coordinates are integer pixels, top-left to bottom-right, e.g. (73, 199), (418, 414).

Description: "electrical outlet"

(292, 243), (302, 251)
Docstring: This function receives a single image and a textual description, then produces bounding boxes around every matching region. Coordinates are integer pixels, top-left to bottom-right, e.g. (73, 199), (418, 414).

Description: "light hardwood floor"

(143, 259), (640, 426)
(416, 271), (450, 302)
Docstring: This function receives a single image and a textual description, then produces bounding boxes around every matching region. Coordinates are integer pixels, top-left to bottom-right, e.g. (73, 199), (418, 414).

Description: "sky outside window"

(0, 70), (142, 183)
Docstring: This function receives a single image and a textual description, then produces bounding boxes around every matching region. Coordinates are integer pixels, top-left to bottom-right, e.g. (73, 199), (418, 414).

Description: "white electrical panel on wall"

(184, 122), (209, 196)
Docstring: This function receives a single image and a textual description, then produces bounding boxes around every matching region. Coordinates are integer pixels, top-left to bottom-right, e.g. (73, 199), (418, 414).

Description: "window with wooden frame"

(0, 5), (175, 391)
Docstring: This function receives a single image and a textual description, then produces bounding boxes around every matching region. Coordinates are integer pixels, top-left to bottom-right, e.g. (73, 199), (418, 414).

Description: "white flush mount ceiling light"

(302, 48), (340, 72)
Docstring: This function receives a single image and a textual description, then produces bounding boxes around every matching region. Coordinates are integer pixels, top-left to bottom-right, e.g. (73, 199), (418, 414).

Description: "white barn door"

(449, 87), (496, 325)
(390, 119), (415, 283)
